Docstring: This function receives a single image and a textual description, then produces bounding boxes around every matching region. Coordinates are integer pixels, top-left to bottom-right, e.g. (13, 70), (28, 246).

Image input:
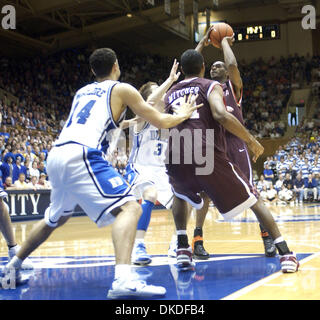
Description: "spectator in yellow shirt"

(13, 173), (29, 190)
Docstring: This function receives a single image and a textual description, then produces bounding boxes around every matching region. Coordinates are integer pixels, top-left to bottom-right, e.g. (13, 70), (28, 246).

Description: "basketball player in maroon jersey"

(164, 48), (299, 273)
(192, 28), (277, 258)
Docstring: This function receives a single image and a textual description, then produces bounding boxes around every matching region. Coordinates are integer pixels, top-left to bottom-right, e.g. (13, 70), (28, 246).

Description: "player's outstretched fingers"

(189, 94), (203, 112)
(186, 93), (198, 106)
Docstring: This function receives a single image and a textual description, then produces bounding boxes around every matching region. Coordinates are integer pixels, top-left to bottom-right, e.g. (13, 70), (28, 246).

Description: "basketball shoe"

(0, 265), (30, 287)
(132, 241), (151, 266)
(192, 236), (209, 260)
(8, 245), (34, 270)
(168, 237), (177, 258)
(176, 246), (195, 271)
(107, 277), (166, 299)
(261, 231), (277, 257)
(279, 252), (299, 273)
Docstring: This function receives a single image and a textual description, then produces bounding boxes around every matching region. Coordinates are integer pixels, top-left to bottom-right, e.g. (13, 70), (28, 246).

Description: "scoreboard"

(233, 24), (280, 42)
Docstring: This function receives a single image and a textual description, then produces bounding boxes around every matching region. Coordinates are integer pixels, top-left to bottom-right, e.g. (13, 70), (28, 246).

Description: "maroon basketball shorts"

(227, 145), (254, 187)
(166, 152), (258, 220)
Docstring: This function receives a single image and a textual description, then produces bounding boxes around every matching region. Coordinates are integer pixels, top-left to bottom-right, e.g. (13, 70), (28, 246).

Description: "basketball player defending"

(193, 27), (276, 257)
(121, 60), (181, 265)
(0, 186), (33, 270)
(2, 48), (202, 298)
(164, 49), (299, 273)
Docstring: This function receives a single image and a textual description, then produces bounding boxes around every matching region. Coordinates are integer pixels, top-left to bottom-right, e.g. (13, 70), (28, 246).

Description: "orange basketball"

(209, 23), (234, 48)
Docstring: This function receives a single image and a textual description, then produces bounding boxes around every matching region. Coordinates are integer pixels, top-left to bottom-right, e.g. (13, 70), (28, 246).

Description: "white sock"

(7, 256), (23, 269)
(176, 230), (187, 236)
(273, 236), (284, 245)
(114, 264), (131, 280)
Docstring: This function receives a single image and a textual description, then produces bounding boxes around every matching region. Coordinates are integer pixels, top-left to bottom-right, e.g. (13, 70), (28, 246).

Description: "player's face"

(210, 62), (227, 82)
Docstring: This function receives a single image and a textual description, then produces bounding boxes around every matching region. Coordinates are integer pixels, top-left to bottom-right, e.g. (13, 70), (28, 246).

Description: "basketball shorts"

(166, 151), (258, 220)
(0, 187), (8, 199)
(44, 143), (136, 228)
(227, 143), (253, 187)
(124, 163), (174, 209)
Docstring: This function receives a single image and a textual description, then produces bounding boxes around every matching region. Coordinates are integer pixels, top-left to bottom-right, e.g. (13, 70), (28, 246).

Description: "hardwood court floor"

(1, 203), (320, 300)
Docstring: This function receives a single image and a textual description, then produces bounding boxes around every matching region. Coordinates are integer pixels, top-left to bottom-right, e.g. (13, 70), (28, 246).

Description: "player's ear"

(200, 62), (205, 76)
(113, 60), (120, 74)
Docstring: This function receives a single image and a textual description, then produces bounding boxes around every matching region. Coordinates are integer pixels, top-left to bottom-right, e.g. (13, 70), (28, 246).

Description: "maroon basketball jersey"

(223, 80), (245, 150)
(165, 77), (226, 166)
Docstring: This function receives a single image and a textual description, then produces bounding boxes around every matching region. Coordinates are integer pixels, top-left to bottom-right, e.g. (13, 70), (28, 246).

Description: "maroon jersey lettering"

(165, 77), (226, 166)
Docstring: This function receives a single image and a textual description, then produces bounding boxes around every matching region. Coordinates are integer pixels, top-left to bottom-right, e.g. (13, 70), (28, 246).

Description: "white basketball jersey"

(55, 80), (125, 152)
(128, 123), (168, 167)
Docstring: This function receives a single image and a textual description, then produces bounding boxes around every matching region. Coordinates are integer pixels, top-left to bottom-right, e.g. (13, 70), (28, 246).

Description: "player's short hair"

(89, 48), (117, 78)
(180, 49), (204, 76)
(139, 81), (158, 100)
(212, 61), (227, 70)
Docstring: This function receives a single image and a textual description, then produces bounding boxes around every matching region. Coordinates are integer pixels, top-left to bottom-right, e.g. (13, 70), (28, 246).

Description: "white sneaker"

(279, 252), (299, 273)
(132, 242), (152, 266)
(168, 239), (177, 258)
(0, 265), (30, 287)
(107, 277), (166, 299)
(176, 246), (195, 270)
(8, 245), (34, 270)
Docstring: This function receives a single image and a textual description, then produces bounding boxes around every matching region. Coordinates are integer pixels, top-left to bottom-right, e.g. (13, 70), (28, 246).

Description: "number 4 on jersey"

(66, 100), (96, 127)
(171, 96), (199, 119)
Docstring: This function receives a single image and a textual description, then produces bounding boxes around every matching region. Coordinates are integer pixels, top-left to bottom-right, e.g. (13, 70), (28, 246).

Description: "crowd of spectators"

(239, 53), (319, 138)
(254, 130), (320, 205)
(1, 46), (319, 140)
(0, 125), (54, 190)
(0, 46), (320, 190)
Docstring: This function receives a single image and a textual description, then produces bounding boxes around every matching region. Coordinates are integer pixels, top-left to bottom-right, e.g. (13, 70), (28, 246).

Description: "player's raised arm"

(146, 59), (181, 109)
(195, 26), (214, 53)
(208, 84), (263, 162)
(220, 35), (243, 93)
(114, 83), (202, 129)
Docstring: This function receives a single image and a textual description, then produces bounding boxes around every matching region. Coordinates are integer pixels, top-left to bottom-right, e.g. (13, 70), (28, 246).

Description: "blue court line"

(0, 253), (310, 300)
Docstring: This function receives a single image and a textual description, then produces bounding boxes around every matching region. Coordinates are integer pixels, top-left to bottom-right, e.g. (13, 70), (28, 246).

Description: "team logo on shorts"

(226, 106), (234, 112)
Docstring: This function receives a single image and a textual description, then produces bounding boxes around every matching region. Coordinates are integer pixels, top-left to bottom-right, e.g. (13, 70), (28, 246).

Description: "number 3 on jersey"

(66, 100), (96, 127)
(171, 96), (199, 119)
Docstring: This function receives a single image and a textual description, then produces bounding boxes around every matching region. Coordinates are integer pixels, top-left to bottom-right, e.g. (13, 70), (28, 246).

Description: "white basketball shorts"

(45, 143), (136, 228)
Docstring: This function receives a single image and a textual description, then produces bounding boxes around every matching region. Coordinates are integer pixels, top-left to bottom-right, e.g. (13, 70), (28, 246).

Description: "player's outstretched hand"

(169, 59), (181, 82)
(176, 94), (203, 120)
(202, 25), (214, 47)
(247, 137), (264, 162)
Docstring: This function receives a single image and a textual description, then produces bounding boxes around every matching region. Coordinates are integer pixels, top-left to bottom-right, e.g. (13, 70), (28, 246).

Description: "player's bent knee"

(143, 186), (158, 204)
(123, 200), (142, 217)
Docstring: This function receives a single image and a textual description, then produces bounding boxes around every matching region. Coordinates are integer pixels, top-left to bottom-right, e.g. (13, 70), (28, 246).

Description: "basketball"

(209, 23), (234, 48)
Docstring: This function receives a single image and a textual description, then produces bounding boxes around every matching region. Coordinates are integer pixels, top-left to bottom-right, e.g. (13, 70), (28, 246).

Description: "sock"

(177, 230), (188, 248)
(7, 244), (18, 250)
(274, 237), (290, 255)
(259, 224), (269, 237)
(114, 264), (131, 280)
(136, 200), (154, 231)
(194, 227), (203, 238)
(7, 256), (22, 269)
